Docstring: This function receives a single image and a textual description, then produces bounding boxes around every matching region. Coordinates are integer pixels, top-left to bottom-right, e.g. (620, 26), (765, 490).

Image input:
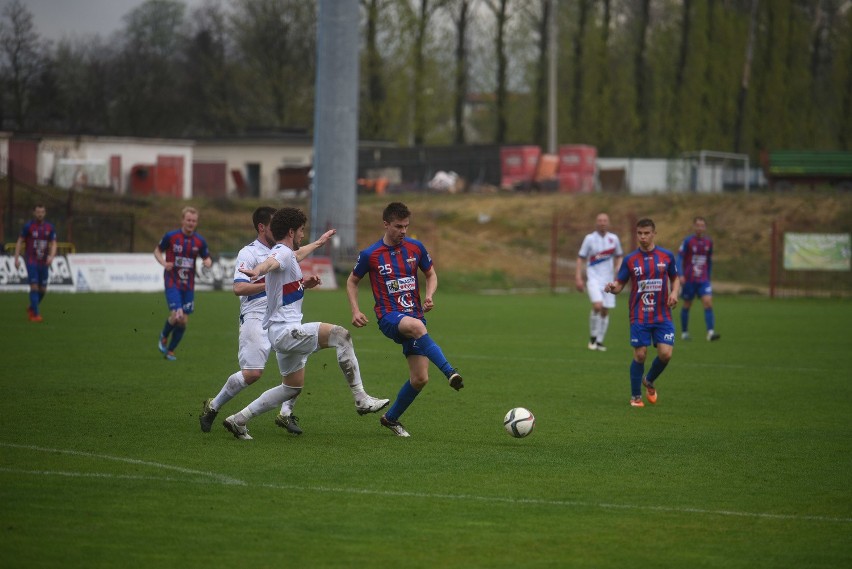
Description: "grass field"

(1, 288), (851, 568)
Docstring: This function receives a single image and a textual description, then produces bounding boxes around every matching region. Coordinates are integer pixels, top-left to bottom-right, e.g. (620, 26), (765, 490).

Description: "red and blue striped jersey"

(677, 234), (713, 282)
(157, 229), (210, 291)
(352, 237), (432, 320)
(20, 220), (56, 266)
(616, 247), (679, 324)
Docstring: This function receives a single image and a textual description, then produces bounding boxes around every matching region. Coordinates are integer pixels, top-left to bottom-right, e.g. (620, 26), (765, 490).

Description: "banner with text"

(783, 233), (851, 271)
(1, 254), (338, 292)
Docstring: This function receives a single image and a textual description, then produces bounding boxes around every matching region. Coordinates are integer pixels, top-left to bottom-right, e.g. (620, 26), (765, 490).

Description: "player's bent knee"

(328, 325), (352, 347)
(242, 369), (263, 384)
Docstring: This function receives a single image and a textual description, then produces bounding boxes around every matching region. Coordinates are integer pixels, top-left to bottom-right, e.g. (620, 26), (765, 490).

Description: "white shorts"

(268, 321), (322, 376)
(587, 277), (616, 309)
(238, 314), (272, 370)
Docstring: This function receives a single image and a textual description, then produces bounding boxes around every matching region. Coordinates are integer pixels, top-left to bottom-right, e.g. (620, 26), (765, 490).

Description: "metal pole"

(546, 0), (558, 154)
(312, 0), (360, 263)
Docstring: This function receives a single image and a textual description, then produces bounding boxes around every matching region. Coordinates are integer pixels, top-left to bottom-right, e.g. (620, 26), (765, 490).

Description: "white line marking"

(2, 444), (849, 524)
(0, 443), (245, 486)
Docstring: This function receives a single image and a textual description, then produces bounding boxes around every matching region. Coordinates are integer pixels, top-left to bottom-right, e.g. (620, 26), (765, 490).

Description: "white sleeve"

(233, 247), (253, 283)
(578, 235), (591, 258)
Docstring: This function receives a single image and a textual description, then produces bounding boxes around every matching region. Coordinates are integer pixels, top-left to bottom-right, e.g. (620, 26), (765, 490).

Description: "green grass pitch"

(1, 289), (850, 568)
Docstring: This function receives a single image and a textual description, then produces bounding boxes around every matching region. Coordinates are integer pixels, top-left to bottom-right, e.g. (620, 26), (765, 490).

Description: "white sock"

(280, 395), (297, 416)
(235, 384), (302, 425)
(598, 315), (610, 344)
(589, 310), (600, 342)
(329, 325), (366, 400)
(211, 371), (248, 410)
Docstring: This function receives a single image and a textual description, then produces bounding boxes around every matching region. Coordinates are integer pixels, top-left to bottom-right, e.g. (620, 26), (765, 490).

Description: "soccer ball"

(503, 407), (535, 438)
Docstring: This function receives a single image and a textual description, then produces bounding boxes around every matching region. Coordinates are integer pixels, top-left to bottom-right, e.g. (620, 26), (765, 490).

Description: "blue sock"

(386, 380), (420, 421)
(645, 357), (668, 383)
(704, 308), (715, 331)
(681, 308), (689, 333)
(630, 360), (644, 397)
(29, 291), (40, 314)
(168, 326), (185, 351)
(161, 320), (175, 340)
(416, 334), (455, 378)
(38, 290), (45, 302)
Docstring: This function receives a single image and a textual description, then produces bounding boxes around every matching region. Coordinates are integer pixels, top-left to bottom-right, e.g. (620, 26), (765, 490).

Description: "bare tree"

(184, 0), (238, 135)
(0, 0), (46, 130)
(734, 0), (758, 153)
(361, 0), (389, 140)
(633, 0), (651, 152)
(484, 0), (510, 144)
(231, 0), (316, 129)
(444, 0), (475, 144)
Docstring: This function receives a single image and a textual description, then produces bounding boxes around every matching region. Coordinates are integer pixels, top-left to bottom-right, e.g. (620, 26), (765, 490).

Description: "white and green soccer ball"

(503, 407), (535, 438)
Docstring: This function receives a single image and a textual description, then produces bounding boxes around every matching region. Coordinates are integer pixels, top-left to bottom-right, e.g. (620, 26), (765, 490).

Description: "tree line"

(1, 0), (850, 159)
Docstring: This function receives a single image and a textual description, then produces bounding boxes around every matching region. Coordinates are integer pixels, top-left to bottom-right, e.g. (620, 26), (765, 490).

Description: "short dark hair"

(252, 206), (276, 231)
(270, 207), (307, 241)
(637, 218), (656, 230)
(383, 202), (410, 222)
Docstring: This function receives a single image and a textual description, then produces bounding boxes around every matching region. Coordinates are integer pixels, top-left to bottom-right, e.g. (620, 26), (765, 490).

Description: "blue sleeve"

(200, 236), (210, 259)
(352, 251), (369, 278)
(157, 232), (170, 252)
(417, 241), (432, 272)
(676, 237), (687, 275)
(616, 258), (630, 283)
(668, 252), (679, 279)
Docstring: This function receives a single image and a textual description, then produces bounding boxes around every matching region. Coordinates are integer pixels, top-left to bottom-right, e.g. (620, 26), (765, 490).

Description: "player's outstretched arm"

(240, 255), (280, 280)
(295, 229), (337, 262)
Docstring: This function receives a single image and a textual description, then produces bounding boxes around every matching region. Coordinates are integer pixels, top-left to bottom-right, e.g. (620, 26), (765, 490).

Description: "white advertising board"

(1, 253), (338, 292)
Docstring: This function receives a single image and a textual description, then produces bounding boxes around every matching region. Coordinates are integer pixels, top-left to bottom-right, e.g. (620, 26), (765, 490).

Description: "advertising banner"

(0, 255), (76, 292)
(1, 253), (338, 292)
(71, 253), (163, 292)
(783, 233), (851, 271)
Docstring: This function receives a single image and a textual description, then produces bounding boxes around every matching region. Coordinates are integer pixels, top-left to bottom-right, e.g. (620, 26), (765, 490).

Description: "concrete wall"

(193, 140), (313, 199)
(38, 136), (194, 198)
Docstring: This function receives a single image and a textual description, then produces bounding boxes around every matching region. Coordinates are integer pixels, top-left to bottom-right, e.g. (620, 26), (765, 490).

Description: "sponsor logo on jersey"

(386, 276), (416, 294)
(637, 278), (663, 292)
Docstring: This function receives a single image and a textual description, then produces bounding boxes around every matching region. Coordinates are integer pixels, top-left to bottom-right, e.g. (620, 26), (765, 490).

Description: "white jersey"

(262, 243), (305, 330)
(233, 239), (273, 317)
(578, 231), (623, 282)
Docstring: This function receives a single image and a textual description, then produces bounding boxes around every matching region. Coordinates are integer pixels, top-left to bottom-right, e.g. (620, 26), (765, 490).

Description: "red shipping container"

(558, 145), (597, 192)
(558, 145), (597, 174)
(500, 145), (541, 188)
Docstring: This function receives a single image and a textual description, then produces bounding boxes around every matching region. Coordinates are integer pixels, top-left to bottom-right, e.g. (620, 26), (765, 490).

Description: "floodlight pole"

(546, 0), (558, 154)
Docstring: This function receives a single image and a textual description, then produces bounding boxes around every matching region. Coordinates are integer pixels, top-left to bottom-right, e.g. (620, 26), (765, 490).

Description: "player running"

(154, 207), (212, 361)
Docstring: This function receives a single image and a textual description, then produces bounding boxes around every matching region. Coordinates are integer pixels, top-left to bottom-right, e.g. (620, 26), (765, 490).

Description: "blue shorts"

(26, 263), (49, 287)
(164, 287), (195, 314)
(630, 321), (676, 348)
(681, 281), (712, 301)
(378, 312), (427, 357)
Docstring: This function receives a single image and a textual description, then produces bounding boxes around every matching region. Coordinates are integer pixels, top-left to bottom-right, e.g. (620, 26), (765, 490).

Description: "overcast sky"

(25, 0), (203, 42)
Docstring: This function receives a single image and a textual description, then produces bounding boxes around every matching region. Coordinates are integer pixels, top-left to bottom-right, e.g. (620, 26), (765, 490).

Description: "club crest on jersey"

(406, 257), (417, 267)
(656, 262), (667, 270)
